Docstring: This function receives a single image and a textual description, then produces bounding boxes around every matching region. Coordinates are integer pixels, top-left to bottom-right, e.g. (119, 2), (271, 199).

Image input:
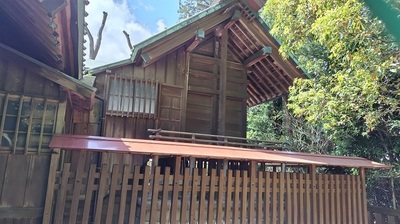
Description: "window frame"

(106, 75), (158, 118)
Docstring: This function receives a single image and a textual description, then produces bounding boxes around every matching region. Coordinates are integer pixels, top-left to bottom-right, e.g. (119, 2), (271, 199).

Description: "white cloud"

(85, 0), (152, 65)
(156, 19), (167, 33)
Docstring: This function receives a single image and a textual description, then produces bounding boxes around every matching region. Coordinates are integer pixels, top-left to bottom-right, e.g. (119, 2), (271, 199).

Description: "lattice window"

(107, 75), (158, 117)
(0, 93), (58, 153)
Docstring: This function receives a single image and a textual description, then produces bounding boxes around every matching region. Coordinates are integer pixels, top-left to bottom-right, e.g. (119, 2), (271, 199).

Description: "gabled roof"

(90, 0), (306, 106)
(0, 43), (96, 110)
(50, 134), (390, 169)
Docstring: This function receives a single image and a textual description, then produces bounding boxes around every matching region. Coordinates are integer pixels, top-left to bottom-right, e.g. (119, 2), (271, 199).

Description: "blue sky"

(85, 0), (180, 65)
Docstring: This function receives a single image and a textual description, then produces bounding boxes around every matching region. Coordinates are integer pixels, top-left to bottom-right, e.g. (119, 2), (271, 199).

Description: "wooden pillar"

(218, 29), (228, 135)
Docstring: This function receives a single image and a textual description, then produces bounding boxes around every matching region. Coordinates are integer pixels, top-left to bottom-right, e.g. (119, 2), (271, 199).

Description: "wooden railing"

(148, 129), (285, 149)
(368, 205), (400, 224)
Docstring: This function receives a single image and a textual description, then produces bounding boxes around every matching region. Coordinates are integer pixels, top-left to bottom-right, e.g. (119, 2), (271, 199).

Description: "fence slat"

(257, 171), (263, 224)
(299, 173), (305, 224)
(241, 170), (248, 223)
(293, 173), (298, 224)
(279, 172), (284, 224)
(117, 164), (130, 224)
(68, 151), (87, 224)
(128, 166), (140, 224)
(286, 172), (293, 224)
(324, 174), (330, 224)
(150, 166), (162, 224)
(160, 167), (171, 223)
(105, 165), (120, 224)
(208, 169), (217, 224)
(271, 172), (278, 224)
(181, 168), (190, 223)
(139, 166), (151, 224)
(94, 164), (110, 224)
(199, 169), (207, 223)
(305, 173), (311, 224)
(54, 163), (71, 223)
(82, 164), (97, 224)
(217, 169), (225, 224)
(190, 169), (199, 224)
(233, 170), (240, 224)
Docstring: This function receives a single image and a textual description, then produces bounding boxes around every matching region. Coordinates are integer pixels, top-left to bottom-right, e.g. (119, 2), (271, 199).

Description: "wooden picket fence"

(43, 157), (369, 224)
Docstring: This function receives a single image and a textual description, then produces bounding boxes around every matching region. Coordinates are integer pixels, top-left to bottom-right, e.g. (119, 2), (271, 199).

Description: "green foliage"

(261, 0), (400, 166)
(178, 0), (212, 20)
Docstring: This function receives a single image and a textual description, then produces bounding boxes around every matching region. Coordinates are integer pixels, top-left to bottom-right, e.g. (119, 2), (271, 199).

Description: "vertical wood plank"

(105, 165), (120, 224)
(299, 173), (305, 224)
(139, 166), (151, 224)
(324, 174), (330, 224)
(117, 165), (130, 224)
(94, 164), (110, 224)
(257, 171), (263, 224)
(241, 170), (248, 224)
(356, 174), (362, 224)
(180, 167), (190, 223)
(293, 173), (298, 224)
(279, 172), (284, 224)
(68, 151), (87, 224)
(128, 166), (141, 224)
(330, 175), (336, 224)
(81, 164), (98, 224)
(208, 169), (217, 224)
(190, 168), (199, 224)
(351, 175), (357, 224)
(318, 174), (324, 224)
(160, 167), (171, 223)
(341, 175), (347, 224)
(225, 169), (233, 224)
(170, 162), (181, 223)
(265, 172), (271, 224)
(218, 29), (228, 135)
(217, 168), (225, 224)
(53, 163), (72, 224)
(199, 169), (207, 223)
(249, 163), (256, 224)
(310, 165), (317, 224)
(286, 172), (293, 224)
(360, 168), (368, 224)
(335, 175), (341, 224)
(347, 175), (352, 224)
(150, 167), (161, 224)
(272, 172), (278, 224)
(233, 170), (240, 224)
(306, 173), (311, 224)
(42, 150), (60, 224)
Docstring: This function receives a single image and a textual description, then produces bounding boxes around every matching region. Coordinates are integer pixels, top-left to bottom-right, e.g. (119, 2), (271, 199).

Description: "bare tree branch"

(91, 11), (108, 59)
(123, 30), (133, 50)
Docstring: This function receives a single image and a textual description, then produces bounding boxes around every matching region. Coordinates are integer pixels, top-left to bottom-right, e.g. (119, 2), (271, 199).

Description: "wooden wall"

(0, 48), (66, 222)
(95, 32), (248, 140)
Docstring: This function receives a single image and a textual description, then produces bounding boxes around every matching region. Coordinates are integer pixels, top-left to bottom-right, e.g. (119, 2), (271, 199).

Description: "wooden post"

(42, 148), (60, 224)
(310, 165), (317, 223)
(218, 29), (227, 135)
(360, 168), (368, 223)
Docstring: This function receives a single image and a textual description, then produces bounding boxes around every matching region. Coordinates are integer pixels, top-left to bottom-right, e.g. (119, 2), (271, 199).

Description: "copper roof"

(50, 134), (389, 169)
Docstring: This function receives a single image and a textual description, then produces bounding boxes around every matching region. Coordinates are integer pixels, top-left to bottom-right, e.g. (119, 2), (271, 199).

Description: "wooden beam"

(224, 10), (241, 30)
(186, 29), (205, 52)
(243, 46), (272, 67)
(141, 10), (232, 66)
(218, 29), (228, 135)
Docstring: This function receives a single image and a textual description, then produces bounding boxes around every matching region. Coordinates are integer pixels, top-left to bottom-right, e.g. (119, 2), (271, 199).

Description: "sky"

(85, 0), (179, 66)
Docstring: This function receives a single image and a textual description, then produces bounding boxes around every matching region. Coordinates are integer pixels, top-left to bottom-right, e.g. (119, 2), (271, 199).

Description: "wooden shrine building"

(0, 0), (391, 223)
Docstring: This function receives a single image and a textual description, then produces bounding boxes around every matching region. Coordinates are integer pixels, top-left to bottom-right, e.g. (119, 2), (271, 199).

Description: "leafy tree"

(178, 0), (213, 20)
(261, 0), (400, 167)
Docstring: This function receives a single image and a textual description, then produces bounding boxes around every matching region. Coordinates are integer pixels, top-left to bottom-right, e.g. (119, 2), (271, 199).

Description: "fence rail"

(148, 129), (284, 149)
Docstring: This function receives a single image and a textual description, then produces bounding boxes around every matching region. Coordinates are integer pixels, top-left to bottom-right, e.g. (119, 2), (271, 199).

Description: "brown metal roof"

(50, 134), (389, 169)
